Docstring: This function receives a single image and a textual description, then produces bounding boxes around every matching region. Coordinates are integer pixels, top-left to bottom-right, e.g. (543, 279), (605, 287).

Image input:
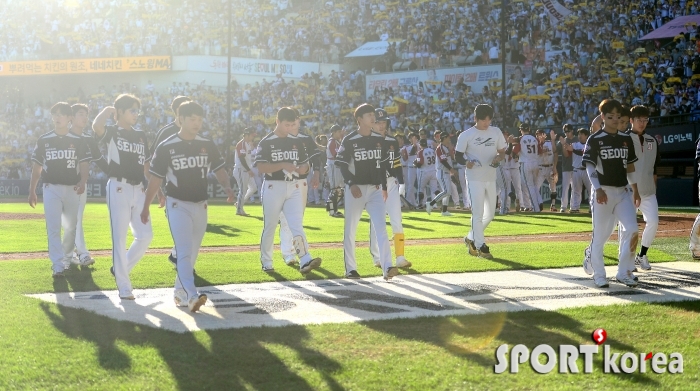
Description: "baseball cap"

(375, 108), (390, 122)
(519, 123), (531, 130)
(242, 127), (255, 135)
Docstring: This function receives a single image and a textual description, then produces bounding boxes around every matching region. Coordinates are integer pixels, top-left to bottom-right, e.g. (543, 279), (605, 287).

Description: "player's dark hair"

(354, 103), (376, 119)
(474, 104), (494, 120)
(419, 139), (428, 147)
(177, 101), (204, 118)
(70, 103), (89, 115)
(598, 99), (622, 115)
(171, 95), (192, 112)
(563, 123), (574, 132)
(329, 124), (343, 133)
(114, 94), (141, 119)
(620, 104), (631, 118)
(577, 128), (590, 137)
(535, 129), (545, 134)
(395, 134), (405, 142)
(50, 102), (73, 116)
(630, 105), (650, 118)
(408, 132), (419, 140)
(277, 107), (298, 122)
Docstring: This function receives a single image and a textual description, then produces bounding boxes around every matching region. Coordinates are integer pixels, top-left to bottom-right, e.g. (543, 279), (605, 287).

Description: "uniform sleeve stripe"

(148, 170), (166, 179)
(335, 160), (349, 165)
(78, 157), (91, 163)
(212, 162), (227, 172)
(31, 158), (43, 165)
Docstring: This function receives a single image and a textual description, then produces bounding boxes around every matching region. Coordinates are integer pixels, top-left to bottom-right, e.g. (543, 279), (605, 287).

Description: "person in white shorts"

(568, 128), (591, 213)
(454, 104), (507, 259)
(414, 139), (438, 208)
(514, 123), (540, 212)
(535, 129), (559, 212)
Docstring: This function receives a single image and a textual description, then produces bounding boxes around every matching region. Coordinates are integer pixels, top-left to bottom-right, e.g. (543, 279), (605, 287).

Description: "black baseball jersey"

(149, 134), (226, 202)
(148, 121), (180, 161)
(291, 133), (322, 180)
(381, 135), (404, 183)
(99, 125), (150, 183)
(335, 130), (389, 187)
(582, 130), (638, 187)
(72, 128), (108, 172)
(254, 132), (309, 181)
(32, 131), (90, 185)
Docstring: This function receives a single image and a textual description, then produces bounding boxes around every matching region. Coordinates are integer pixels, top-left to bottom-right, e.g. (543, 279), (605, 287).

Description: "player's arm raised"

(92, 106), (116, 138)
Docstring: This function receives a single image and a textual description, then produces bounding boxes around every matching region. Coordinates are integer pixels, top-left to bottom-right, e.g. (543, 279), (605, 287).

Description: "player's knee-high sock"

(550, 192), (557, 208)
(394, 233), (405, 257)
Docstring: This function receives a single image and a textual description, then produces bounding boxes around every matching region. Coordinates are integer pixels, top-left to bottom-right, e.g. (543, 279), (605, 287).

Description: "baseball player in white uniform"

(515, 123), (540, 212)
(69, 103), (108, 266)
(535, 129), (559, 212)
(325, 124), (345, 217)
(628, 105), (660, 270)
(93, 94), (154, 300)
(414, 139), (438, 208)
(454, 130), (471, 210)
(403, 132), (420, 207)
(255, 108), (321, 275)
(568, 129), (591, 213)
(232, 128), (257, 216)
(581, 99), (640, 288)
(369, 108), (411, 269)
(28, 102), (90, 278)
(455, 104), (507, 259)
(141, 101), (235, 312)
(336, 103), (399, 281)
(500, 132), (523, 213)
(427, 132), (457, 216)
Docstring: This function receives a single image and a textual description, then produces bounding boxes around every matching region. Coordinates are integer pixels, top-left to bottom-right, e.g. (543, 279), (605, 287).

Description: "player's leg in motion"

(449, 180), (460, 208)
(614, 188), (639, 285)
(282, 181), (320, 274)
(428, 170), (451, 215)
(465, 181), (495, 258)
(428, 172), (439, 204)
(60, 186), (80, 269)
(169, 199), (208, 306)
(547, 169), (558, 211)
(417, 170), (428, 207)
(73, 188), (94, 265)
(519, 163), (535, 210)
(636, 195), (658, 270)
(326, 164), (344, 217)
(234, 167), (250, 215)
(534, 166), (546, 210)
(496, 166), (507, 214)
(407, 166), (417, 206)
(365, 185), (395, 280)
(370, 179), (411, 268)
(560, 171), (573, 212)
(260, 181), (286, 271)
(43, 184), (78, 274)
(570, 169), (584, 211)
(510, 166), (523, 211)
(458, 166), (470, 209)
(501, 166), (514, 213)
(279, 180), (310, 265)
(587, 188), (619, 287)
(343, 184), (368, 277)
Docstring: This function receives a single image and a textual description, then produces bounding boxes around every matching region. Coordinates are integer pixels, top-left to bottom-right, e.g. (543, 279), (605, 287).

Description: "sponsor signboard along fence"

(0, 56), (171, 76)
(185, 56), (320, 78)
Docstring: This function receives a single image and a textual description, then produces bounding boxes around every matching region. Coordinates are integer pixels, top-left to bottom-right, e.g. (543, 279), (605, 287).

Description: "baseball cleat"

(384, 267), (400, 281)
(550, 205), (557, 212)
(300, 257), (322, 275)
(345, 270), (361, 279)
(615, 273), (638, 287)
(79, 254), (95, 266)
(570, 209), (580, 213)
(62, 260), (72, 271)
(330, 211), (344, 218)
(478, 244), (493, 259)
(426, 203), (433, 215)
(692, 251), (700, 260)
(455, 205), (462, 210)
(284, 255), (298, 266)
(70, 253), (81, 265)
(110, 266), (115, 276)
(464, 207), (472, 212)
(168, 254), (177, 267)
(374, 261), (382, 268)
(188, 294), (207, 313)
(635, 255), (652, 271)
(582, 246), (593, 275)
(464, 237), (479, 257)
(174, 289), (188, 307)
(236, 211), (250, 216)
(593, 277), (609, 288)
(52, 270), (64, 278)
(441, 211), (453, 216)
(395, 256), (412, 268)
(261, 266), (275, 273)
(559, 208), (566, 213)
(120, 294), (136, 300)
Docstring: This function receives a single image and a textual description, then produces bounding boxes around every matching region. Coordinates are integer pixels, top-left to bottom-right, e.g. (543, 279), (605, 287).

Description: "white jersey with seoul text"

(454, 125), (508, 182)
(539, 140), (555, 165)
(518, 134), (540, 164)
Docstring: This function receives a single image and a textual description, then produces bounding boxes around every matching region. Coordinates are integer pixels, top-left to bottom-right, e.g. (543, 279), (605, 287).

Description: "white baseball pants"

(106, 179), (153, 297)
(167, 197), (207, 302)
(43, 183), (80, 273)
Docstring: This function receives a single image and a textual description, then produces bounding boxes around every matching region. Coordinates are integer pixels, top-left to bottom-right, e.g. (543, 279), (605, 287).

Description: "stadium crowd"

(3, 0), (700, 183)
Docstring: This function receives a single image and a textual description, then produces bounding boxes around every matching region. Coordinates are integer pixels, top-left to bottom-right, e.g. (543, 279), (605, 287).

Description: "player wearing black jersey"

(148, 95), (191, 266)
(29, 102), (90, 278)
(279, 117), (322, 265)
(68, 103), (107, 267)
(336, 103), (399, 281)
(93, 94), (154, 300)
(582, 99), (641, 288)
(255, 107), (322, 275)
(141, 102), (234, 313)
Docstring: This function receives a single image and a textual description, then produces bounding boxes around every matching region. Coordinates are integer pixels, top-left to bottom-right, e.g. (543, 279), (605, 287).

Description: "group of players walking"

(29, 93), (664, 315)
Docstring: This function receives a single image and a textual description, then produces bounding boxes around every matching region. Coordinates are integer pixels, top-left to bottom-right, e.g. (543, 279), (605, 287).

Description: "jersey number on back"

(67, 160), (75, 168)
(527, 145), (535, 154)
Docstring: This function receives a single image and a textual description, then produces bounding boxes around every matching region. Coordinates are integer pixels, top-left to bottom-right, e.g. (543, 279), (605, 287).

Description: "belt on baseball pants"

(110, 177), (143, 186)
(540, 164), (552, 167)
(575, 167), (586, 171)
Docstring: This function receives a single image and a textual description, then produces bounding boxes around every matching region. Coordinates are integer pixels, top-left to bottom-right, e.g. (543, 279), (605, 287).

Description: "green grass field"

(1, 201), (698, 390)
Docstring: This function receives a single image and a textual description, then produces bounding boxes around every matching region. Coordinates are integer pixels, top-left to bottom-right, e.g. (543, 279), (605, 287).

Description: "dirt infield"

(0, 212), (44, 220)
(1, 214), (692, 261)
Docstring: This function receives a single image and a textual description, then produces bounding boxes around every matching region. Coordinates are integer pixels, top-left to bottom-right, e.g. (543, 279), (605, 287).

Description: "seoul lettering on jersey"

(600, 148), (628, 160)
(582, 130), (637, 187)
(45, 149), (78, 161)
(172, 155), (210, 171)
(335, 130), (388, 186)
(254, 132), (309, 181)
(100, 125), (150, 182)
(31, 131), (90, 186)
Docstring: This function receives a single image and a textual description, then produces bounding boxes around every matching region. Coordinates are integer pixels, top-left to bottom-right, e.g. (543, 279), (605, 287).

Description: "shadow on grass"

(206, 223), (243, 238)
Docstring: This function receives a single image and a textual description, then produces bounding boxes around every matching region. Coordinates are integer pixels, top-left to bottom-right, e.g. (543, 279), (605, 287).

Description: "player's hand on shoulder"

(350, 184), (362, 198)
